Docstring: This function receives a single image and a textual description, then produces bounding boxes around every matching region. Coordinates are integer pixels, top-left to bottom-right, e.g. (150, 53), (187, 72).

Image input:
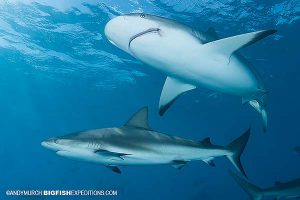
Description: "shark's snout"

(104, 16), (124, 43)
(41, 138), (59, 151)
(104, 15), (160, 53)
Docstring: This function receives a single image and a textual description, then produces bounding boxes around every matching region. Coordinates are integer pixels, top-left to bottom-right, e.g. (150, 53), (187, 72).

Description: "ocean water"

(0, 0), (300, 199)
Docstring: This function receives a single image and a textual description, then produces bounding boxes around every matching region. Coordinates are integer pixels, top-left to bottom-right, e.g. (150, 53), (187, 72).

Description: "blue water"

(0, 0), (300, 199)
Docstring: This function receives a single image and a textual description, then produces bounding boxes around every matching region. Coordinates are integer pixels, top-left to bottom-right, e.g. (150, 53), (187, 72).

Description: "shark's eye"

(140, 13), (145, 18)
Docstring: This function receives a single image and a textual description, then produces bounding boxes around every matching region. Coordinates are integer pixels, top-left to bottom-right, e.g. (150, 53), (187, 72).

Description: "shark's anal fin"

(203, 157), (215, 167)
(125, 107), (151, 130)
(171, 160), (188, 170)
(105, 165), (121, 174)
(95, 149), (130, 160)
(204, 29), (276, 57)
(159, 77), (196, 116)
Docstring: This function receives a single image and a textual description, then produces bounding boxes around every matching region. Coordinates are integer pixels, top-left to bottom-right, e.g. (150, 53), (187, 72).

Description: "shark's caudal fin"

(159, 77), (196, 116)
(230, 171), (264, 200)
(226, 128), (251, 178)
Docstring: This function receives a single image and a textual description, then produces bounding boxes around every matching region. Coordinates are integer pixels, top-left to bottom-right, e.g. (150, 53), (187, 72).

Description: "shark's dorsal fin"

(206, 27), (219, 40)
(159, 77), (196, 116)
(125, 107), (150, 129)
(204, 30), (276, 57)
(201, 137), (212, 145)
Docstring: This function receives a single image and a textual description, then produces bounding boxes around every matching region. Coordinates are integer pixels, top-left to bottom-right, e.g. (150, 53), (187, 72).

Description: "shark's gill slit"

(128, 28), (161, 49)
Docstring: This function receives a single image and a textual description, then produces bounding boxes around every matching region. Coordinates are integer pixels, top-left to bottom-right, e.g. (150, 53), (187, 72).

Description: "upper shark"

(104, 13), (276, 131)
(230, 172), (300, 200)
(42, 107), (250, 176)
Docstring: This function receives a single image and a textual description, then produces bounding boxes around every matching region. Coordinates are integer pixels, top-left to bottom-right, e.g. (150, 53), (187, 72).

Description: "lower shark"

(42, 107), (250, 176)
(230, 171), (300, 200)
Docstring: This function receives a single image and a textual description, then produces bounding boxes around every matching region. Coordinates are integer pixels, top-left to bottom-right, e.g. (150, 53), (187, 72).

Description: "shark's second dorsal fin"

(274, 181), (284, 186)
(201, 137), (212, 145)
(125, 107), (150, 130)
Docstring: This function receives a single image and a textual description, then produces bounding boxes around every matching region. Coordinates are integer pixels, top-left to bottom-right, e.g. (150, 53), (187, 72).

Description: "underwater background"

(0, 0), (300, 199)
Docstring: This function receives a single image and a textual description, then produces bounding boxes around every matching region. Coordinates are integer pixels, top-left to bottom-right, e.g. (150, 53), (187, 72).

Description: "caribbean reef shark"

(230, 171), (300, 200)
(294, 146), (300, 155)
(104, 14), (276, 131)
(42, 107), (250, 176)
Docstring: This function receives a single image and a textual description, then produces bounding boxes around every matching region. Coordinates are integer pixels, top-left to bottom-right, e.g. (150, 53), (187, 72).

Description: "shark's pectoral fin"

(95, 149), (130, 160)
(105, 165), (121, 174)
(204, 29), (276, 57)
(203, 157), (215, 167)
(159, 77), (196, 116)
(171, 160), (188, 170)
(125, 107), (151, 130)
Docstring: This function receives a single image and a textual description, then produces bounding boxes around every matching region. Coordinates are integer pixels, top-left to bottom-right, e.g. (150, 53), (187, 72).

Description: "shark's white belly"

(130, 32), (259, 96)
(57, 143), (226, 166)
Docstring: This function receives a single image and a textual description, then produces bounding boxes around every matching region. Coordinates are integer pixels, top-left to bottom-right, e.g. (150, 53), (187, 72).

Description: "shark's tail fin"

(230, 171), (264, 200)
(226, 128), (250, 178)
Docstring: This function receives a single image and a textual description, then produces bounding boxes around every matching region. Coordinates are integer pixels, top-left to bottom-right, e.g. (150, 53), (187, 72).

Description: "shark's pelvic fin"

(105, 165), (121, 174)
(226, 128), (251, 178)
(94, 149), (130, 160)
(159, 77), (196, 116)
(203, 157), (215, 167)
(171, 160), (188, 170)
(125, 107), (151, 130)
(249, 100), (268, 133)
(243, 89), (269, 132)
(204, 29), (276, 57)
(230, 171), (264, 200)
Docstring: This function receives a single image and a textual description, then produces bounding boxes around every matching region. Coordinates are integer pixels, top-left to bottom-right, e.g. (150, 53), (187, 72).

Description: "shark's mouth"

(128, 28), (161, 50)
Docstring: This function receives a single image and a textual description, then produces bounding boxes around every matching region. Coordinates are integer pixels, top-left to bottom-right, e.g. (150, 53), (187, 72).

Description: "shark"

(104, 13), (277, 132)
(230, 172), (300, 200)
(42, 107), (250, 176)
(294, 146), (300, 155)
